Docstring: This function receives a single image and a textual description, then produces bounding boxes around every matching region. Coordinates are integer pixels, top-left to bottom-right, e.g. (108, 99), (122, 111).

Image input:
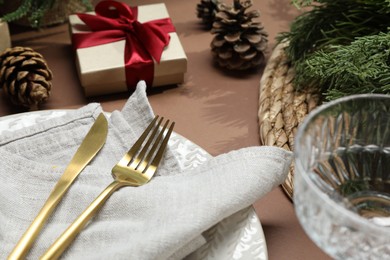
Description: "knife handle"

(8, 180), (70, 260)
(8, 113), (108, 259)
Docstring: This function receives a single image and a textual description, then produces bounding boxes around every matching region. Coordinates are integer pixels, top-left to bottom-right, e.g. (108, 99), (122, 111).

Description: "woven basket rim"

(258, 41), (322, 200)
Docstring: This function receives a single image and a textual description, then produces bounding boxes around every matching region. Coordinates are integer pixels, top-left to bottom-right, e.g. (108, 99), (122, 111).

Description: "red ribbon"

(72, 0), (176, 89)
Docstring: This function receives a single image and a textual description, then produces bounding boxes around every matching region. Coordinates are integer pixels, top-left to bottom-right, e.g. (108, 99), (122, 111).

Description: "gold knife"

(8, 113), (109, 260)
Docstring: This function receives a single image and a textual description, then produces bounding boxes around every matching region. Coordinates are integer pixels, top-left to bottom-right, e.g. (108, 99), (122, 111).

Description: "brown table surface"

(0, 0), (331, 259)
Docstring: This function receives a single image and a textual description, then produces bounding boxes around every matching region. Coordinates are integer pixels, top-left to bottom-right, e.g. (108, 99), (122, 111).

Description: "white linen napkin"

(0, 81), (292, 259)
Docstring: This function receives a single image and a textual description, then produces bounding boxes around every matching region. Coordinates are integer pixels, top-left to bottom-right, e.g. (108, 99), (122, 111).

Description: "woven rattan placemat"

(258, 41), (322, 200)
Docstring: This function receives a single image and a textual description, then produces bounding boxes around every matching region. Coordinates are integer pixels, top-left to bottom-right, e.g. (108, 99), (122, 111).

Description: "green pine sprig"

(278, 0), (390, 100)
(1, 0), (33, 24)
(0, 0), (93, 28)
(301, 32), (390, 100)
(29, 0), (55, 28)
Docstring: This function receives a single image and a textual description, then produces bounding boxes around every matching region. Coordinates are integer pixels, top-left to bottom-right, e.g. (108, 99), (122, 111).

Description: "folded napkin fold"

(0, 81), (292, 259)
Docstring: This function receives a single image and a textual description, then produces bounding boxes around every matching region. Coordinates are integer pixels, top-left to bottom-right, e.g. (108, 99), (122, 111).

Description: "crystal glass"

(294, 94), (390, 259)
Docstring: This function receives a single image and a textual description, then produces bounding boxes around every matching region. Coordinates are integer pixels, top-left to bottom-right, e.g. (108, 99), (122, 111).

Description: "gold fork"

(40, 115), (174, 259)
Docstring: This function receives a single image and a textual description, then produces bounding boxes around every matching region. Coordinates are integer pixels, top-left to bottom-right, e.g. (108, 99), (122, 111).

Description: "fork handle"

(40, 180), (124, 260)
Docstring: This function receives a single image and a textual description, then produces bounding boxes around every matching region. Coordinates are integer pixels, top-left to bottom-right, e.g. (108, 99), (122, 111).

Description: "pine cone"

(211, 0), (268, 70)
(196, 0), (220, 29)
(0, 46), (52, 108)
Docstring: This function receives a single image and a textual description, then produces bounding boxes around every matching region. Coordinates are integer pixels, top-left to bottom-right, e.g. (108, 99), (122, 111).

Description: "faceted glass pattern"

(294, 94), (390, 259)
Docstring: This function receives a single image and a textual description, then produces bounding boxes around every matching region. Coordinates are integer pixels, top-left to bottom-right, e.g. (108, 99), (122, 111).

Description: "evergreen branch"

(298, 32), (390, 100)
(1, 0), (32, 23)
(292, 0), (390, 12)
(279, 1), (390, 64)
(0, 0), (94, 27)
(29, 0), (55, 28)
(277, 0), (390, 99)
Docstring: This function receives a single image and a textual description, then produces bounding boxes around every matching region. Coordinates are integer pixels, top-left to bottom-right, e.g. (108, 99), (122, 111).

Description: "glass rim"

(294, 93), (390, 234)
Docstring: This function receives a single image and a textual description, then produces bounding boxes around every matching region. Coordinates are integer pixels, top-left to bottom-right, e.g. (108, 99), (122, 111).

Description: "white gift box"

(0, 21), (11, 53)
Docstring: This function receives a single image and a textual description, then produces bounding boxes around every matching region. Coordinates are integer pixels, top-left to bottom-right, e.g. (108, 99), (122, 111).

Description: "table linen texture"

(0, 81), (292, 259)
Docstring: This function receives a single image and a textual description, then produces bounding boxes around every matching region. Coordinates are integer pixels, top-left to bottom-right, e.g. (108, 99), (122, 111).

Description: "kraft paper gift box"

(0, 21), (11, 53)
(69, 1), (187, 97)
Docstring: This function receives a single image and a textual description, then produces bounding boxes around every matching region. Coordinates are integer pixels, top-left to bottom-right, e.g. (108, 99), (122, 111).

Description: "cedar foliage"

(0, 0), (93, 28)
(278, 0), (390, 100)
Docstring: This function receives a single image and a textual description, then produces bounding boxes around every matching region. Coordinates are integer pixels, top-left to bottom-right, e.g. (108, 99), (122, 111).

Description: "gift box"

(0, 21), (11, 53)
(69, 1), (187, 96)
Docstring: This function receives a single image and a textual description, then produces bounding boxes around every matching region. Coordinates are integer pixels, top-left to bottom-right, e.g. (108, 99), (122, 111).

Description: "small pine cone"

(211, 0), (268, 70)
(0, 46), (52, 108)
(196, 0), (220, 29)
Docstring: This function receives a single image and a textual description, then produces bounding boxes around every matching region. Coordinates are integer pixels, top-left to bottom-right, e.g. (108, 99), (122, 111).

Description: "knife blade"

(8, 112), (108, 260)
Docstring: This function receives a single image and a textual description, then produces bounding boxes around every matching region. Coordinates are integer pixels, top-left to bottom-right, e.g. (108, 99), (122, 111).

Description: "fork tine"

(136, 119), (170, 172)
(118, 116), (159, 166)
(142, 120), (175, 178)
(129, 117), (164, 169)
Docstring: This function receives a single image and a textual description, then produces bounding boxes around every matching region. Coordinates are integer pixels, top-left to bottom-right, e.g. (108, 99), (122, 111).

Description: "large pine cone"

(0, 46), (52, 108)
(196, 0), (220, 29)
(211, 0), (268, 70)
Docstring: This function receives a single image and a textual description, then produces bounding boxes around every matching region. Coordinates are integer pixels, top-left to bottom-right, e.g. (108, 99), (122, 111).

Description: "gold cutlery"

(41, 115), (174, 259)
(8, 113), (108, 260)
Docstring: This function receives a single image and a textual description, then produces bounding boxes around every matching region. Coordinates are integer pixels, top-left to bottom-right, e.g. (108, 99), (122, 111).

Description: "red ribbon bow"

(72, 0), (176, 89)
